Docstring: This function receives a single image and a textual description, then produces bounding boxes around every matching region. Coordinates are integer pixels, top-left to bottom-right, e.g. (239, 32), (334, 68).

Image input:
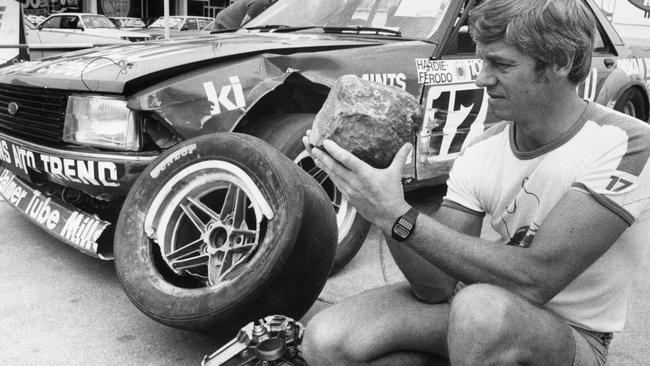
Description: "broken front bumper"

(0, 167), (111, 258)
(0, 132), (158, 258)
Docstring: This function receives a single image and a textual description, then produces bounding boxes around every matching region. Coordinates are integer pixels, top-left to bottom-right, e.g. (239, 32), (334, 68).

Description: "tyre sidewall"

(114, 133), (307, 330)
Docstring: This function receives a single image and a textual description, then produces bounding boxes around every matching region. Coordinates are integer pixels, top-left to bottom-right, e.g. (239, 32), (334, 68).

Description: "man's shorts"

(571, 325), (613, 366)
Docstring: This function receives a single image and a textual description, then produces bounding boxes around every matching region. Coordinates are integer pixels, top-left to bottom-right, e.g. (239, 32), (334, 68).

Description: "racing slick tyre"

(113, 133), (337, 334)
(250, 113), (372, 275)
(614, 88), (648, 121)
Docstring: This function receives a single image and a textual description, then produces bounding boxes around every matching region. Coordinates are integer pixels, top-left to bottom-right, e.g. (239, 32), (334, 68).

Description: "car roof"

(155, 15), (213, 20)
(47, 13), (109, 17)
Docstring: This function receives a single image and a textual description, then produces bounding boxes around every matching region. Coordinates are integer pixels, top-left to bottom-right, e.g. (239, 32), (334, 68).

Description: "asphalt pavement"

(0, 185), (648, 365)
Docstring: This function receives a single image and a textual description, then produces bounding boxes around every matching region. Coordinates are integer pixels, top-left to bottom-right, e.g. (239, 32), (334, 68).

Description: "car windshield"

(245, 0), (452, 39)
(81, 15), (117, 29)
(119, 18), (146, 28)
(149, 17), (184, 29)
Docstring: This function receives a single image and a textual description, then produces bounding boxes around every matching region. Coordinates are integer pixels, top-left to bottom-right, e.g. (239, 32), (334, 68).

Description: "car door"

(580, 0), (621, 104)
(415, 22), (492, 184)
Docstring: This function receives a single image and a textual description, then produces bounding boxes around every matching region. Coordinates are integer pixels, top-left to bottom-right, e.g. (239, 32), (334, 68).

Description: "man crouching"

(301, 0), (650, 365)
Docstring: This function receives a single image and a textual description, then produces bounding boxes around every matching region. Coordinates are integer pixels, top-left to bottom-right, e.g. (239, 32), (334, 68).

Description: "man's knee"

(449, 283), (512, 333)
(302, 307), (352, 365)
(448, 284), (524, 364)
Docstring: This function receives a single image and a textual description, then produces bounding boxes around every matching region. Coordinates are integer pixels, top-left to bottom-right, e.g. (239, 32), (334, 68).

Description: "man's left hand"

(302, 132), (412, 233)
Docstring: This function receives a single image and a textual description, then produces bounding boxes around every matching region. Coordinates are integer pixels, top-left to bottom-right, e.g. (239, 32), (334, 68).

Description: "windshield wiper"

(210, 28), (239, 33)
(244, 24), (292, 30)
(210, 24), (292, 34)
(322, 26), (401, 37)
(240, 25), (402, 37)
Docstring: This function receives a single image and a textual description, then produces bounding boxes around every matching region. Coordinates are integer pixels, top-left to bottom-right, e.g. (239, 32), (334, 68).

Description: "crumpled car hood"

(0, 32), (382, 93)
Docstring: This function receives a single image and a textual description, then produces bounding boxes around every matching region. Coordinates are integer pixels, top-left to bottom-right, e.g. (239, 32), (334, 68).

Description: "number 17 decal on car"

(420, 82), (489, 163)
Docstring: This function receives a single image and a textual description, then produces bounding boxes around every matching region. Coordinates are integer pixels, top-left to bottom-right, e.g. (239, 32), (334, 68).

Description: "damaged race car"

(0, 0), (649, 334)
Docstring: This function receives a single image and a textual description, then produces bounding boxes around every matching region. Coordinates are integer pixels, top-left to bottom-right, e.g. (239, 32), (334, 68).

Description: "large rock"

(309, 75), (422, 169)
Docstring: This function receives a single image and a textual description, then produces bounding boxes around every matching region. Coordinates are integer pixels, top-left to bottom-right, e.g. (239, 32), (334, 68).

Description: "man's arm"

(307, 139), (628, 305)
(386, 204), (483, 303)
(401, 189), (627, 304)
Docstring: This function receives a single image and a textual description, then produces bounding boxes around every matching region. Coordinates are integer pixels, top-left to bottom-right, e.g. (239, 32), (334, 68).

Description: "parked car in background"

(140, 15), (214, 39)
(37, 13), (152, 43)
(0, 0), (648, 335)
(109, 16), (147, 30)
(22, 16), (132, 59)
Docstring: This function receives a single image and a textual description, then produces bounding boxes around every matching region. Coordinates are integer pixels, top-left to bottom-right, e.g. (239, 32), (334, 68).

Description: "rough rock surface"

(310, 75), (423, 169)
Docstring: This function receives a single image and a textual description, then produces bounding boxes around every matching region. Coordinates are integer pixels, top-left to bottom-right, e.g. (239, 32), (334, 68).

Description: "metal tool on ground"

(202, 315), (307, 366)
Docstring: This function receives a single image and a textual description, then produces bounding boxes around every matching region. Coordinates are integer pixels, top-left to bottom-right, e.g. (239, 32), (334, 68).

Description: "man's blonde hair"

(469, 0), (596, 84)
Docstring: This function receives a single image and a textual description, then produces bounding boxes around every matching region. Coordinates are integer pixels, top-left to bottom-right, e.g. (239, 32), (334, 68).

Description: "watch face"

(393, 224), (410, 239)
(392, 216), (415, 240)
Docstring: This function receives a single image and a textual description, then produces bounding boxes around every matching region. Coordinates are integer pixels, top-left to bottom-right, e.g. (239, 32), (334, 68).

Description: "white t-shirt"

(443, 102), (650, 332)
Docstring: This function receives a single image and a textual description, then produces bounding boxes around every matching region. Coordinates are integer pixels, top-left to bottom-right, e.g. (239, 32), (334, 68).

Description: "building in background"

(21, 0), (235, 21)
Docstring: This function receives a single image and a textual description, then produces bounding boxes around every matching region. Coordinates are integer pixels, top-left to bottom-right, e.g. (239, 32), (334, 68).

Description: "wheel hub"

(204, 222), (229, 254)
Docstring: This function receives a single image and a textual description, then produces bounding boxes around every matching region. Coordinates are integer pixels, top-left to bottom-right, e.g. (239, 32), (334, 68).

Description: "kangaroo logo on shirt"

(502, 177), (541, 248)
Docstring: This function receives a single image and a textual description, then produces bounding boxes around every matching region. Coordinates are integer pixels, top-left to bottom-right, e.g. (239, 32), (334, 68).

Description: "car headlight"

(63, 96), (140, 151)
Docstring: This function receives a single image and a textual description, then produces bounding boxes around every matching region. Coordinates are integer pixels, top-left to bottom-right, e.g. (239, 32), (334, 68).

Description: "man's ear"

(549, 54), (574, 80)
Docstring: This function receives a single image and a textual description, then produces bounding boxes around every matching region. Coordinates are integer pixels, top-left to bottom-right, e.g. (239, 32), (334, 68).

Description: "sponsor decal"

(150, 143), (197, 179)
(0, 138), (120, 187)
(421, 83), (488, 160)
(22, 0), (46, 9)
(203, 76), (246, 116)
(415, 58), (482, 85)
(0, 169), (109, 254)
(360, 73), (407, 90)
(616, 58), (643, 77)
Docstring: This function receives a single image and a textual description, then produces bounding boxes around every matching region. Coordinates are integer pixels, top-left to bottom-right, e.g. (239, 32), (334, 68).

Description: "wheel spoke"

(208, 252), (228, 284)
(166, 238), (203, 262)
(231, 228), (257, 238)
(187, 196), (222, 222)
(332, 201), (342, 212)
(220, 183), (239, 220)
(171, 253), (209, 271)
(227, 243), (256, 253)
(308, 167), (330, 185)
(233, 190), (249, 229)
(180, 201), (207, 232)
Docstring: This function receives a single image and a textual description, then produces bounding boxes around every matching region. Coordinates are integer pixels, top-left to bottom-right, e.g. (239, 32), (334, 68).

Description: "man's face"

(475, 40), (551, 121)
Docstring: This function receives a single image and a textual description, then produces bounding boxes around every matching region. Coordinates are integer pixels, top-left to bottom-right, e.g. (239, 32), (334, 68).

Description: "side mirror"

(77, 23), (84, 30)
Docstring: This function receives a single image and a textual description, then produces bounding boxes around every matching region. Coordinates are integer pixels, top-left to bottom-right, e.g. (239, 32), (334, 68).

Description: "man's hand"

(302, 132), (411, 233)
